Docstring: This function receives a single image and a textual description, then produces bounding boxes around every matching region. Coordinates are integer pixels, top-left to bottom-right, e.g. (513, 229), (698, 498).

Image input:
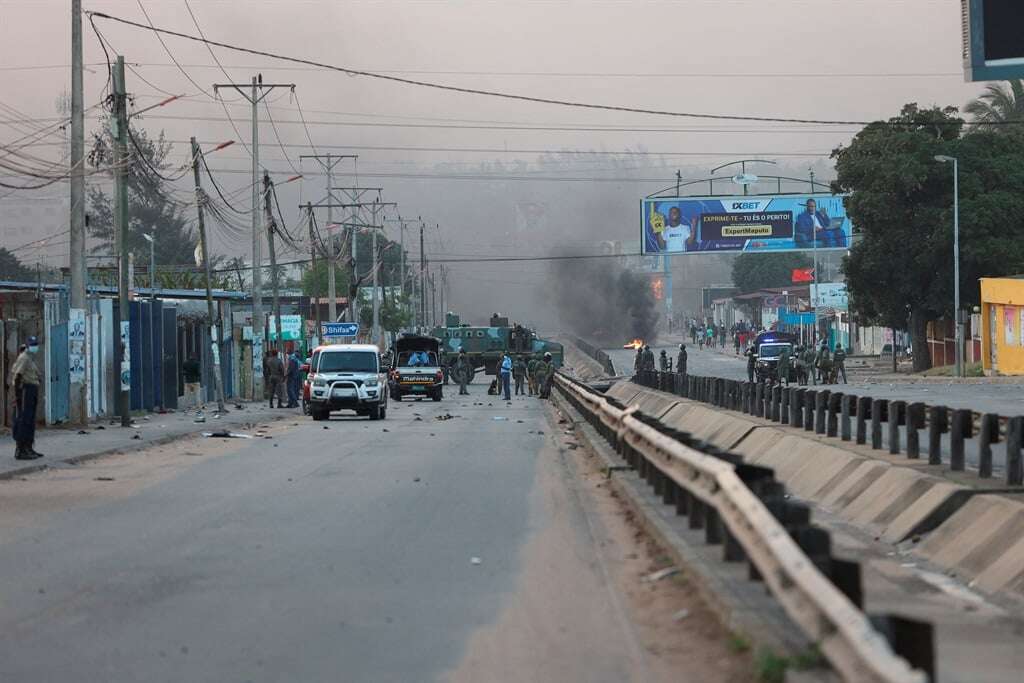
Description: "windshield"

(758, 343), (791, 360)
(317, 351), (378, 373)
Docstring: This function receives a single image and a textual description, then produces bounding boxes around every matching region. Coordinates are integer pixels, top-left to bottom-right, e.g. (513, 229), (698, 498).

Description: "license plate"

(333, 388), (355, 397)
(411, 385), (425, 392)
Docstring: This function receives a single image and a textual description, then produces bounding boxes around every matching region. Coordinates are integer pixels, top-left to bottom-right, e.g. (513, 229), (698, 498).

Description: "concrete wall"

(981, 277), (1024, 375)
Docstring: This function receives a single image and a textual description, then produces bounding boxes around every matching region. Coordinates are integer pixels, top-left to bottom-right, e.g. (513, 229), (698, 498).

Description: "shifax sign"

(641, 194), (851, 255)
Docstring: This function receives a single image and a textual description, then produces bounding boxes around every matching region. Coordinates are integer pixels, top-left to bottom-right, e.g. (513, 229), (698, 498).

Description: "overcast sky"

(0, 0), (990, 320)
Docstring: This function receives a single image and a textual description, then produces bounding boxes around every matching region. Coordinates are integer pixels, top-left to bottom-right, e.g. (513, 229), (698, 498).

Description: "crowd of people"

(686, 319), (761, 355)
(746, 340), (848, 386)
(485, 350), (556, 401)
(262, 348), (304, 409)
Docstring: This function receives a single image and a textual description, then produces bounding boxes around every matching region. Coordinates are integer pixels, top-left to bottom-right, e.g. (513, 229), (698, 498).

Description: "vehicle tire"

(379, 402), (387, 420)
(431, 388), (442, 401)
(392, 391), (403, 403)
(311, 406), (328, 421)
(369, 404), (381, 420)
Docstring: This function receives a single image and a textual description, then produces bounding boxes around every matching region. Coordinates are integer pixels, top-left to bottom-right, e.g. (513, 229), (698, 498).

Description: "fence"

(564, 335), (616, 376)
(634, 370), (1024, 487)
(553, 371), (930, 682)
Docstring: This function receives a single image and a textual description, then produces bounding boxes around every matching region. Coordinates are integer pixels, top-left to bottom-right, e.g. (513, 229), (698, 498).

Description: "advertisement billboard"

(641, 194), (851, 255)
(810, 282), (849, 310)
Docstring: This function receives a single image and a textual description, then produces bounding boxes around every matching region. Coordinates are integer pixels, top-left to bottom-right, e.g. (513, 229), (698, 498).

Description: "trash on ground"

(516, 420), (523, 423)
(382, 428), (390, 432)
(671, 608), (690, 622)
(94, 476), (115, 481)
(201, 430), (254, 439)
(95, 425), (105, 430)
(470, 557), (482, 565)
(492, 416), (508, 421)
(413, 477), (421, 482)
(435, 414), (455, 421)
(77, 430), (88, 435)
(194, 415), (206, 423)
(645, 566), (681, 582)
(131, 434), (141, 440)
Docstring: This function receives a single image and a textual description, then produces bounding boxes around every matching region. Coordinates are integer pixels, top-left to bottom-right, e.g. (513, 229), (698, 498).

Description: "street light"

(934, 155), (961, 377)
(141, 233), (160, 409)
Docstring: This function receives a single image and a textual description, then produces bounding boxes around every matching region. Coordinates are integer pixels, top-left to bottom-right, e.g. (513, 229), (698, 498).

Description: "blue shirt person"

(794, 199), (844, 249)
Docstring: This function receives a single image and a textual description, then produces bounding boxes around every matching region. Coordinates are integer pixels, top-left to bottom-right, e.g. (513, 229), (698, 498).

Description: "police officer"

(642, 345), (655, 371)
(745, 345), (756, 383)
(266, 349), (286, 407)
(834, 343), (847, 384)
(676, 343), (687, 375)
(658, 349), (668, 372)
(803, 344), (819, 385)
(633, 346), (643, 375)
(777, 346), (791, 386)
(816, 341), (833, 384)
(513, 354), (527, 396)
(10, 337), (42, 460)
(538, 352), (554, 398)
(527, 355), (539, 396)
(454, 348), (472, 395)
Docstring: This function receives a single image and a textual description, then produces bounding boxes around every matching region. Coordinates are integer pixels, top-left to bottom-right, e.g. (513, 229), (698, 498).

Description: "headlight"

(364, 378), (379, 387)
(313, 378), (327, 387)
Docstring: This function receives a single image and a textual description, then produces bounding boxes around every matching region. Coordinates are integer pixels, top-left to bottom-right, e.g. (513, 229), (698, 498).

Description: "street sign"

(322, 322), (359, 337)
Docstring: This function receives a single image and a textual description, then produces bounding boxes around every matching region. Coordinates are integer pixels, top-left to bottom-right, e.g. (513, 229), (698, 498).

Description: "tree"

(0, 248), (34, 281)
(964, 79), (1024, 132)
(834, 103), (1024, 371)
(731, 252), (812, 293)
(301, 259), (349, 297)
(359, 292), (414, 333)
(87, 125), (198, 267)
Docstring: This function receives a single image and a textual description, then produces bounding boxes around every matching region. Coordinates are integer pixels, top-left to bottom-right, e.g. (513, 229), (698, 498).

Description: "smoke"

(548, 255), (659, 343)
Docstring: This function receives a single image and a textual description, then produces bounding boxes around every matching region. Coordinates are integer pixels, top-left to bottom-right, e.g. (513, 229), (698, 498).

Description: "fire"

(623, 338), (645, 350)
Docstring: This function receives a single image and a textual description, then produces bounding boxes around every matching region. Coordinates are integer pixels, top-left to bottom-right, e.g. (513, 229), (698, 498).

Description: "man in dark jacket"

(676, 344), (687, 375)
(745, 345), (756, 382)
(266, 350), (285, 408)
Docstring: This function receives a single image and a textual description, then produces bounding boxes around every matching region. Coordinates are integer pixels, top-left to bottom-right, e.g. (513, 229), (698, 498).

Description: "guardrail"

(553, 371), (929, 683)
(564, 335), (617, 376)
(634, 370), (1024, 487)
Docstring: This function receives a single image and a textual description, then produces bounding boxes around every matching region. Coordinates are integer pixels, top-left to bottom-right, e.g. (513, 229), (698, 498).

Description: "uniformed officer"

(777, 346), (791, 386)
(538, 352), (554, 399)
(834, 343), (848, 384)
(454, 348), (471, 395)
(10, 337), (42, 460)
(676, 344), (687, 375)
(527, 355), (539, 396)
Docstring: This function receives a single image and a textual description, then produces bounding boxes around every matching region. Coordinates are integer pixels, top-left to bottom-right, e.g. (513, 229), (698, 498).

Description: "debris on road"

(645, 566), (681, 582)
(435, 413), (456, 421)
(131, 434), (141, 440)
(94, 476), (115, 482)
(413, 477), (421, 482)
(470, 557), (482, 565)
(671, 608), (690, 622)
(492, 416), (508, 421)
(201, 431), (254, 439)
(77, 430), (88, 435)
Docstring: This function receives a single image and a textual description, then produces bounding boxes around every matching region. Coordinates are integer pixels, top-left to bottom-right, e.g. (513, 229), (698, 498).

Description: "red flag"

(791, 267), (814, 283)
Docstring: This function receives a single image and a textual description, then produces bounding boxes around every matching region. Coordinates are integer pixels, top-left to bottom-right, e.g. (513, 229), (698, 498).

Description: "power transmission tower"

(112, 56), (131, 427)
(299, 154), (356, 323)
(69, 0), (87, 423)
(191, 137), (225, 414)
(212, 75), (295, 399)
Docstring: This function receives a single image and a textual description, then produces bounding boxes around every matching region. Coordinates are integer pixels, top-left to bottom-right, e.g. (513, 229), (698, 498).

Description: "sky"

(0, 0), (992, 324)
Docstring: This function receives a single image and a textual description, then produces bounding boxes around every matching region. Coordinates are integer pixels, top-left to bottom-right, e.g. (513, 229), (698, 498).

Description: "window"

(317, 351), (377, 373)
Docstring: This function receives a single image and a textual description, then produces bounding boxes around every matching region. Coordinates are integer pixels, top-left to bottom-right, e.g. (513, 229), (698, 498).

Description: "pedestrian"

(834, 343), (847, 384)
(658, 349), (668, 372)
(676, 343), (687, 375)
(261, 350), (271, 402)
(745, 345), (756, 383)
(513, 355), (527, 396)
(633, 346), (644, 375)
(719, 326), (726, 348)
(733, 331), (741, 355)
(706, 325), (714, 349)
(182, 353), (202, 409)
(454, 348), (471, 395)
(500, 350), (512, 401)
(538, 352), (554, 399)
(527, 354), (539, 396)
(642, 345), (655, 371)
(10, 337), (42, 460)
(286, 350), (301, 408)
(266, 349), (286, 408)
(777, 346), (791, 386)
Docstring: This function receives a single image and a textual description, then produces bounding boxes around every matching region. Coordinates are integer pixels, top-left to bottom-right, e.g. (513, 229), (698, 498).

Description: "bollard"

(906, 402), (925, 459)
(754, 382), (764, 418)
(1007, 416), (1023, 486)
(978, 413), (999, 479)
(950, 409), (972, 471)
(770, 386), (781, 422)
(804, 390), (816, 431)
(827, 392), (841, 437)
(928, 406), (948, 465)
(831, 558), (863, 609)
(740, 382), (749, 414)
(780, 386), (790, 425)
(815, 390), (829, 434)
(888, 401), (905, 455)
(705, 508), (722, 543)
(791, 388), (803, 428)
(856, 396), (871, 445)
(871, 399), (887, 450)
(840, 393), (852, 441)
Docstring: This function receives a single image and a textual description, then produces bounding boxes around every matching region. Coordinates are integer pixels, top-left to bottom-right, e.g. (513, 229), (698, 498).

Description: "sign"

(119, 321), (131, 390)
(732, 173), (759, 185)
(252, 337), (263, 377)
(69, 308), (86, 384)
(1005, 306), (1017, 345)
(267, 314), (303, 341)
(322, 322), (359, 337)
(962, 0), (1024, 82)
(810, 282), (849, 310)
(641, 194), (851, 255)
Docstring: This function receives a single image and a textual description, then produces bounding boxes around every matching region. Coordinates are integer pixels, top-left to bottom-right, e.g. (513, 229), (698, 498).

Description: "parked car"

(308, 344), (389, 421)
(389, 334), (443, 402)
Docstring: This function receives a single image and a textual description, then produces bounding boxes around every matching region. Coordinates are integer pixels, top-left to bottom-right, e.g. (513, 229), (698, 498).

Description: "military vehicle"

(753, 331), (798, 384)
(431, 312), (563, 384)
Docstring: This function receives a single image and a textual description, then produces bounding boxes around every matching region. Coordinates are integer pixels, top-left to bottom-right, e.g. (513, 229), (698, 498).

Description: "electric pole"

(264, 172), (283, 350)
(299, 154), (356, 322)
(439, 264), (446, 322)
(113, 56), (130, 427)
(191, 137), (225, 414)
(430, 272), (437, 327)
(419, 222), (426, 329)
(70, 0), (87, 423)
(306, 203), (320, 344)
(212, 76), (295, 399)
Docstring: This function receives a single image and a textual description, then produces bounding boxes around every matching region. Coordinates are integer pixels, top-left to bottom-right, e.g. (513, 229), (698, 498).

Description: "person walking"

(834, 343), (848, 384)
(733, 330), (741, 355)
(676, 343), (687, 375)
(266, 349), (286, 408)
(816, 341), (833, 384)
(500, 351), (513, 401)
(803, 344), (818, 385)
(513, 355), (527, 396)
(182, 353), (202, 409)
(706, 325), (714, 349)
(285, 350), (301, 408)
(454, 348), (471, 395)
(10, 337), (42, 460)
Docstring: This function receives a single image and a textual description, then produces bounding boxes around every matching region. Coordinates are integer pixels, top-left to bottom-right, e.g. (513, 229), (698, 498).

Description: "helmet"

(544, 352), (552, 360)
(679, 343), (686, 350)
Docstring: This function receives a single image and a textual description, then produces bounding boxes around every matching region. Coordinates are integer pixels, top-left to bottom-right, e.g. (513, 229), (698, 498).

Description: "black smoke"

(549, 256), (659, 343)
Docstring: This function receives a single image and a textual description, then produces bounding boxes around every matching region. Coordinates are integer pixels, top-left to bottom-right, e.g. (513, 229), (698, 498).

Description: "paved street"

(0, 391), (749, 683)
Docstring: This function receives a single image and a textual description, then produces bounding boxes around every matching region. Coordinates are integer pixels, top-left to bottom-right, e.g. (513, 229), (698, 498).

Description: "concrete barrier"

(605, 380), (642, 404)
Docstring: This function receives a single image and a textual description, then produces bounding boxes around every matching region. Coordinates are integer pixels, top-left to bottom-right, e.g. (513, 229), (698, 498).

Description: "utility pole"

(306, 203), (320, 345)
(69, 0), (87, 424)
(300, 154), (356, 323)
(329, 186), (382, 322)
(419, 222), (426, 329)
(439, 264), (447, 322)
(213, 76), (295, 399)
(113, 56), (130, 427)
(264, 172), (284, 351)
(430, 273), (437, 327)
(366, 201), (396, 345)
(809, 170), (819, 348)
(191, 137), (225, 413)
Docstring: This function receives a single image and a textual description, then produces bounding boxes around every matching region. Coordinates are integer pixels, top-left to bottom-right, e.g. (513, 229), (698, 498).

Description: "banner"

(810, 282), (849, 310)
(267, 314), (303, 341)
(791, 267), (814, 283)
(641, 194), (851, 255)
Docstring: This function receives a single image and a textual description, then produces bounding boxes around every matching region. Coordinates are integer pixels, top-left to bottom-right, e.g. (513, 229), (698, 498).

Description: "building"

(980, 276), (1024, 375)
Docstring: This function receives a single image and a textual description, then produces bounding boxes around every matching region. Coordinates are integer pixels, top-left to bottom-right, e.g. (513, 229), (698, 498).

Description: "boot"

(28, 444), (43, 458)
(15, 443), (37, 460)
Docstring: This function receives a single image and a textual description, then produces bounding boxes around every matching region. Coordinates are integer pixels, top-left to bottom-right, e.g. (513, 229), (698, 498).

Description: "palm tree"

(964, 79), (1024, 132)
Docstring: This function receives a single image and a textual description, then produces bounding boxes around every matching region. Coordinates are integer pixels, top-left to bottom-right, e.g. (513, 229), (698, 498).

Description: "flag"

(791, 267), (814, 283)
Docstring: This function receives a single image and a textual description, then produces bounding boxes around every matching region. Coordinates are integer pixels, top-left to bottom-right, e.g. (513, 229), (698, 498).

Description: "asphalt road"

(0, 390), (733, 683)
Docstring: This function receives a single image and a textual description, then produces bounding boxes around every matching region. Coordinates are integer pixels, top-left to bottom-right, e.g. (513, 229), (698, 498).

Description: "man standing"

(500, 351), (512, 401)
(834, 343), (847, 384)
(266, 349), (285, 408)
(676, 343), (687, 376)
(642, 345), (655, 372)
(526, 355), (539, 396)
(513, 355), (527, 396)
(182, 353), (202, 408)
(745, 345), (756, 383)
(633, 347), (643, 375)
(658, 349), (668, 372)
(816, 341), (833, 384)
(454, 348), (471, 395)
(10, 337), (42, 460)
(285, 350), (301, 408)
(538, 352), (554, 399)
(778, 346), (791, 386)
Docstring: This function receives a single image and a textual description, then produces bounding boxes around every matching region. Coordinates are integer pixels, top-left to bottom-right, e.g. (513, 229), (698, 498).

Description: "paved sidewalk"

(0, 402), (302, 480)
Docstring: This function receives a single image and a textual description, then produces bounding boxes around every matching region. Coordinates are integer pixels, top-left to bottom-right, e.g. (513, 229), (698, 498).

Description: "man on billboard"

(794, 199), (843, 249)
(663, 206), (696, 252)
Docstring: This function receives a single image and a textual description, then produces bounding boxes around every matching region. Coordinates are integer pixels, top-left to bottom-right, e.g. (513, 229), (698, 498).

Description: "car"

(300, 349), (320, 415)
(389, 334), (443, 402)
(308, 344), (389, 421)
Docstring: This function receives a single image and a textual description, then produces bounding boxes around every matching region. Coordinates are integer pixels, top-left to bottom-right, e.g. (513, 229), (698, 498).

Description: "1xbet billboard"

(641, 194), (851, 255)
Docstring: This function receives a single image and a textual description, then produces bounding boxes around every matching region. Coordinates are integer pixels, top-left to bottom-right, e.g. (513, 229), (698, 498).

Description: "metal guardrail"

(554, 371), (928, 683)
(635, 370), (1024, 487)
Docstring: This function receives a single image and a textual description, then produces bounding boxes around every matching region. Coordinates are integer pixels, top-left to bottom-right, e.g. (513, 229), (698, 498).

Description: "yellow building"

(980, 277), (1024, 375)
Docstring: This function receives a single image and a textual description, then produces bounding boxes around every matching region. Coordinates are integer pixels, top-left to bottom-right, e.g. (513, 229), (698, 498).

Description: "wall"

(980, 278), (1024, 375)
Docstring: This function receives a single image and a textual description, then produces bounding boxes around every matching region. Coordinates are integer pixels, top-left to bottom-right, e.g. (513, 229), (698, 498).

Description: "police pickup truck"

(389, 334), (444, 402)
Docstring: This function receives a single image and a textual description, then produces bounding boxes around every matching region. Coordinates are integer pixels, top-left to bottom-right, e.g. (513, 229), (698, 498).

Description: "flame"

(623, 338), (645, 350)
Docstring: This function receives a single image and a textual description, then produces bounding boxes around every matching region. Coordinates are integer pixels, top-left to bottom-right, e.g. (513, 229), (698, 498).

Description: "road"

(0, 391), (750, 683)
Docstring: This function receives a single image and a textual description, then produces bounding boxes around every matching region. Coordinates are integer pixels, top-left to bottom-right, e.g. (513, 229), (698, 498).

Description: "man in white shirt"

(663, 206), (693, 252)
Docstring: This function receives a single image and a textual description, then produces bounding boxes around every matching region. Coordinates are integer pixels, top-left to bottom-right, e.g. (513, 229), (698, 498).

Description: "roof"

(0, 280), (248, 301)
(316, 343), (380, 352)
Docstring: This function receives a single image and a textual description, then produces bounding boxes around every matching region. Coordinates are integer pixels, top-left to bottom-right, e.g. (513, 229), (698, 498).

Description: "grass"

(753, 645), (825, 682)
(918, 361), (984, 377)
(726, 632), (751, 653)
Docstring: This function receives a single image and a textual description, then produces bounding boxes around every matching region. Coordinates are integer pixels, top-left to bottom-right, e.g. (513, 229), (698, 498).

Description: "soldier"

(777, 346), (791, 386)
(793, 346), (805, 385)
(745, 345), (756, 383)
(454, 348), (471, 395)
(513, 355), (527, 396)
(676, 343), (687, 375)
(633, 346), (643, 375)
(538, 352), (554, 399)
(834, 343), (848, 384)
(816, 341), (833, 384)
(10, 337), (42, 460)
(526, 355), (539, 396)
(803, 344), (818, 385)
(266, 349), (286, 408)
(658, 349), (668, 372)
(642, 345), (655, 371)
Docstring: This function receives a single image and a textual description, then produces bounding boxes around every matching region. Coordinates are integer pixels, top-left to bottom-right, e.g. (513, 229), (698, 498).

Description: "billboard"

(641, 194), (851, 255)
(962, 0), (1024, 82)
(810, 282), (849, 310)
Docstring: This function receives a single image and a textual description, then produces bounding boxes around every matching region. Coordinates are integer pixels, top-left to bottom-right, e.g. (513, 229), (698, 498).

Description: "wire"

(127, 127), (193, 183)
(293, 91), (318, 155)
(87, 10), (994, 128)
(200, 152), (251, 214)
(263, 99), (301, 175)
(134, 0), (215, 99)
